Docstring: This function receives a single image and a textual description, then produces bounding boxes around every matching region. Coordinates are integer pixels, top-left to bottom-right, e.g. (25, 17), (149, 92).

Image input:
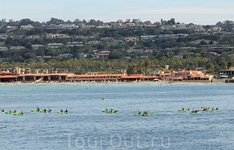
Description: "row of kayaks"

(102, 109), (155, 116)
(2, 108), (68, 116)
(102, 110), (119, 114)
(134, 113), (155, 116)
(4, 111), (26, 116)
(178, 108), (220, 114)
(31, 108), (68, 114)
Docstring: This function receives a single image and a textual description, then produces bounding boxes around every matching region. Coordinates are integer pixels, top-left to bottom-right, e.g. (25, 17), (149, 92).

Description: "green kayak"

(189, 112), (201, 114)
(31, 109), (43, 112)
(105, 111), (119, 114)
(13, 113), (26, 116)
(5, 111), (12, 114)
(57, 112), (69, 114)
(134, 113), (155, 116)
(201, 109), (212, 112)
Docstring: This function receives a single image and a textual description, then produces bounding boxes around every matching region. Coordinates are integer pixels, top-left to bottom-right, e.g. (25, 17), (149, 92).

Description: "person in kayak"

(143, 111), (148, 115)
(138, 110), (141, 115)
(36, 107), (40, 112)
(181, 107), (184, 111)
(20, 110), (24, 115)
(216, 107), (219, 110)
(43, 109), (46, 113)
(47, 108), (52, 112)
(9, 110), (12, 114)
(109, 108), (113, 113)
(13, 109), (17, 113)
(105, 108), (108, 112)
(60, 109), (63, 113)
(1, 108), (4, 112)
(65, 109), (68, 113)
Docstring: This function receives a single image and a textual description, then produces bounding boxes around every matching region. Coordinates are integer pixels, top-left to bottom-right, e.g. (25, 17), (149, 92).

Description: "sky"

(0, 0), (234, 25)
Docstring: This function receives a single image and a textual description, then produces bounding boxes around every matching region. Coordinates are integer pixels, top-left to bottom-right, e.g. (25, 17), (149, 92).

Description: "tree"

(218, 57), (227, 69)
(126, 64), (135, 75)
(108, 50), (123, 59)
(141, 59), (150, 75)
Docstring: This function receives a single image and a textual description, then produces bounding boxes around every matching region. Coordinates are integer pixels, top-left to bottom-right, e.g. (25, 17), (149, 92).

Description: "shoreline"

(0, 80), (227, 86)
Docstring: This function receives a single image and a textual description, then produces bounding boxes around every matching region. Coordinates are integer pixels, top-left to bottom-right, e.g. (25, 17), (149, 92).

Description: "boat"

(100, 98), (107, 101)
(201, 109), (212, 112)
(31, 109), (43, 112)
(57, 112), (69, 114)
(5, 111), (12, 114)
(208, 109), (220, 112)
(189, 111), (201, 114)
(134, 113), (155, 116)
(105, 111), (119, 114)
(13, 113), (26, 116)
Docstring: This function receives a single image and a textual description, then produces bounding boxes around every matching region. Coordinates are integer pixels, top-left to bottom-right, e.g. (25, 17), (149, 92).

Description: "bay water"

(0, 83), (234, 150)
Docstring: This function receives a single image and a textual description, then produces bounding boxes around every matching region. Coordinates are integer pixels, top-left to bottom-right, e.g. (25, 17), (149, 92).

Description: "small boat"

(31, 109), (43, 112)
(105, 111), (119, 114)
(57, 112), (69, 114)
(189, 111), (201, 114)
(5, 111), (12, 114)
(13, 113), (26, 116)
(201, 109), (211, 112)
(100, 98), (107, 101)
(134, 113), (155, 116)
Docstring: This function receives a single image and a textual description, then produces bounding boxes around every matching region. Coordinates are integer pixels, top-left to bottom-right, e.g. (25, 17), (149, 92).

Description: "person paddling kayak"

(138, 110), (141, 115)
(36, 107), (40, 112)
(64, 109), (68, 113)
(20, 110), (24, 115)
(109, 108), (113, 113)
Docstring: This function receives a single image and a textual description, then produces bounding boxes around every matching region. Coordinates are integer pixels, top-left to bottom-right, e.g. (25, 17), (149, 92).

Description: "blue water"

(0, 83), (234, 150)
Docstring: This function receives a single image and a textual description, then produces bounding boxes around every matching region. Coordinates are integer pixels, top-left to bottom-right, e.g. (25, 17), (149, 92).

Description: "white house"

(20, 24), (34, 30)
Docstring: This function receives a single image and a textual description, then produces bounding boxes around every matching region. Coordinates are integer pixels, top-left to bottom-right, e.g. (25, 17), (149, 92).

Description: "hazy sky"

(1, 0), (233, 25)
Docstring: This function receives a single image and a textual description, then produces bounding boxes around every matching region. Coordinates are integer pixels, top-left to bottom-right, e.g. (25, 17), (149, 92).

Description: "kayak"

(105, 112), (119, 114)
(201, 109), (212, 112)
(208, 109), (220, 112)
(189, 112), (201, 114)
(178, 109), (190, 112)
(134, 114), (155, 116)
(102, 110), (118, 113)
(5, 111), (12, 114)
(31, 109), (43, 112)
(57, 112), (69, 114)
(13, 113), (26, 116)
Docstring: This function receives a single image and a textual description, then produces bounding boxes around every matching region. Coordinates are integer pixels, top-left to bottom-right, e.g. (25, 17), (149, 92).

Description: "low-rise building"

(20, 24), (34, 30)
(47, 43), (63, 48)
